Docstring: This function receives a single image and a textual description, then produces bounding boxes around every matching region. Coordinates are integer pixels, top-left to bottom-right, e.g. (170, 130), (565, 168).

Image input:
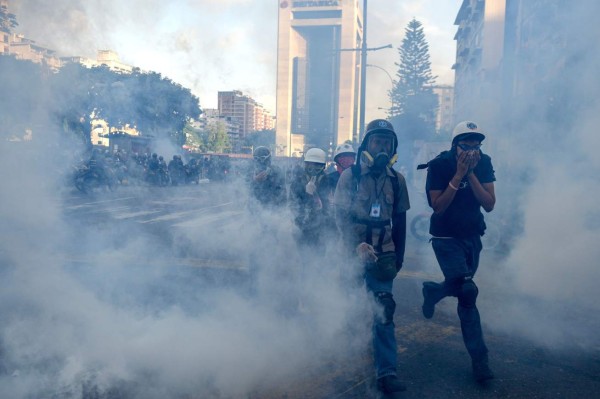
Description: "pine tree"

(389, 18), (438, 140)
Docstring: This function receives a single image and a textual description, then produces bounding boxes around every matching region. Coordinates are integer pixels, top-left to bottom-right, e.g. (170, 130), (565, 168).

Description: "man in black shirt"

(421, 120), (496, 383)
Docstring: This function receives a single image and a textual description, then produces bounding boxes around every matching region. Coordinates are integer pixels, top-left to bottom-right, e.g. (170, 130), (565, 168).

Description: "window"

(293, 10), (342, 19)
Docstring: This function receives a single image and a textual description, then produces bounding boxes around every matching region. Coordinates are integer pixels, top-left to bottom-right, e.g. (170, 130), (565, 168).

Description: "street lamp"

(334, 1), (392, 143)
(367, 63), (395, 115)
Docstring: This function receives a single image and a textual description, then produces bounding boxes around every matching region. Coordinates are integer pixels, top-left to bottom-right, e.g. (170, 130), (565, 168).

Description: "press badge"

(370, 202), (381, 218)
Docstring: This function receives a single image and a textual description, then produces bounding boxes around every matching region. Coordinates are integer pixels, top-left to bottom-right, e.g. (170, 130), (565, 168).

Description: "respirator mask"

(305, 162), (325, 177)
(362, 133), (397, 173)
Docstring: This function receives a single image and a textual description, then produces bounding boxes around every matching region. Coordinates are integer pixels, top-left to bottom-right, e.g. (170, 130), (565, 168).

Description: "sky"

(9, 0), (463, 119)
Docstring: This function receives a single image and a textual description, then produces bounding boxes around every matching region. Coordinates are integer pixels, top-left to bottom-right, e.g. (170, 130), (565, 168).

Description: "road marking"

(139, 202), (234, 224)
(173, 210), (244, 228)
(64, 196), (136, 209)
(111, 210), (162, 220)
(55, 254), (248, 270)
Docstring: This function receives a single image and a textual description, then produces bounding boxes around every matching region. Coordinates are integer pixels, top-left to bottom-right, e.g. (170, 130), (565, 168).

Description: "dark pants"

(430, 236), (488, 361)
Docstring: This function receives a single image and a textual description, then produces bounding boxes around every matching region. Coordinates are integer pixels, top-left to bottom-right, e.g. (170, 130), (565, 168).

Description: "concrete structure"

(61, 50), (133, 74)
(452, 0), (506, 123)
(432, 85), (454, 135)
(218, 90), (272, 136)
(276, 0), (363, 157)
(7, 34), (62, 71)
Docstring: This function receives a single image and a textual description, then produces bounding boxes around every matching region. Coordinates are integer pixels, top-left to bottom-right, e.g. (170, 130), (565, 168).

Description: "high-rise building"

(218, 90), (272, 136)
(276, 0), (363, 157)
(452, 0), (506, 123)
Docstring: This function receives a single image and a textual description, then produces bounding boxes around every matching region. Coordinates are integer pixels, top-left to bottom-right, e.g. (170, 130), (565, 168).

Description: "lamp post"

(367, 63), (395, 115)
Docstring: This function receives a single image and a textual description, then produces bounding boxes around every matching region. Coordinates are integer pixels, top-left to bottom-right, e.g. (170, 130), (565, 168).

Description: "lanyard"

(371, 174), (386, 201)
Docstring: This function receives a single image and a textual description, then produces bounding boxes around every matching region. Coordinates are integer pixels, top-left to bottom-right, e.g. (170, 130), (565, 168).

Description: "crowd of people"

(247, 118), (497, 394)
(71, 149), (230, 192)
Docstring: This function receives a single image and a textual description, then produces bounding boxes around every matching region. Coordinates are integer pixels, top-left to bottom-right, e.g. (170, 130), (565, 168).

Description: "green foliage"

(0, 58), (201, 148)
(0, 4), (18, 33)
(50, 63), (201, 147)
(183, 123), (205, 150)
(204, 122), (231, 153)
(389, 18), (438, 140)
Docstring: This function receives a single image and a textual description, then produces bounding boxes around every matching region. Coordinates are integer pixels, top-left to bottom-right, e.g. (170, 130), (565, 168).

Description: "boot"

(377, 375), (407, 393)
(422, 282), (444, 319)
(472, 357), (494, 382)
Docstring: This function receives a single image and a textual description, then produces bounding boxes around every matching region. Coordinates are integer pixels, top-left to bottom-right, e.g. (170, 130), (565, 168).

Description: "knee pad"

(375, 292), (396, 324)
(457, 279), (478, 308)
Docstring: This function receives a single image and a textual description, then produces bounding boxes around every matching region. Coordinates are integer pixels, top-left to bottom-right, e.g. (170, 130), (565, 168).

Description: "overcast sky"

(10, 0), (463, 119)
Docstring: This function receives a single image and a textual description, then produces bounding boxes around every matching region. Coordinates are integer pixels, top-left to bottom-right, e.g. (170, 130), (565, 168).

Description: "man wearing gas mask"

(334, 119), (410, 394)
(289, 147), (331, 247)
(248, 146), (286, 208)
(421, 120), (496, 383)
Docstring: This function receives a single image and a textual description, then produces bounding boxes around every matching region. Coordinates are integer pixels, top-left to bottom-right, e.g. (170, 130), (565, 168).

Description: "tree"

(0, 3), (18, 34)
(205, 122), (230, 153)
(49, 64), (201, 148)
(389, 18), (438, 141)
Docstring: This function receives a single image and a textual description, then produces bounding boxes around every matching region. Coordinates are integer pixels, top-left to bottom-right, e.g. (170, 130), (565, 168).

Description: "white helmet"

(333, 142), (356, 162)
(452, 121), (485, 144)
(304, 148), (326, 164)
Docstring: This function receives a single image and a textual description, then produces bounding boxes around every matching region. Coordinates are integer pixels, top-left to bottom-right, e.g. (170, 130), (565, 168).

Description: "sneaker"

(377, 375), (407, 393)
(422, 282), (441, 319)
(472, 359), (495, 382)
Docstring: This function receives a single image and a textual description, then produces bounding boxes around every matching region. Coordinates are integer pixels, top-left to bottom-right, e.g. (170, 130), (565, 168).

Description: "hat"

(452, 121), (485, 143)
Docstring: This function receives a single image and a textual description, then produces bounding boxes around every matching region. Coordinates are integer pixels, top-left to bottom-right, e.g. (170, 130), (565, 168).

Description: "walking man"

(334, 119), (410, 394)
(421, 120), (496, 382)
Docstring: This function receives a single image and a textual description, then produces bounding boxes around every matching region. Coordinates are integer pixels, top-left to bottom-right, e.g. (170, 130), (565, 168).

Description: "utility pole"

(359, 0), (368, 143)
(336, 0), (390, 144)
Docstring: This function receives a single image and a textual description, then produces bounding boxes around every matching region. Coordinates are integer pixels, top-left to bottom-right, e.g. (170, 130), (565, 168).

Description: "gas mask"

(362, 133), (397, 173)
(362, 151), (396, 174)
(305, 162), (325, 177)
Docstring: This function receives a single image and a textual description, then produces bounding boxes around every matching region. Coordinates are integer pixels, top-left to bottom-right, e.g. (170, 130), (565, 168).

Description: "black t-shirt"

(426, 150), (496, 238)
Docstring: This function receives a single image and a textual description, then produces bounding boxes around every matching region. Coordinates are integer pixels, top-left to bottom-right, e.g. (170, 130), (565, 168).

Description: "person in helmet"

(248, 146), (286, 208)
(333, 119), (410, 394)
(421, 120), (496, 383)
(168, 154), (185, 185)
(289, 147), (331, 246)
(326, 141), (356, 193)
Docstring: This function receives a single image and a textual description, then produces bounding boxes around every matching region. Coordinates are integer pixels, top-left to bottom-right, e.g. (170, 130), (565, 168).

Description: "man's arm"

(429, 151), (469, 214)
(467, 174), (495, 212)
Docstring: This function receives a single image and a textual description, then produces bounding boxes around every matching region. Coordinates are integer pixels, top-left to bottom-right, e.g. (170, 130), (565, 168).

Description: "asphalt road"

(59, 182), (600, 399)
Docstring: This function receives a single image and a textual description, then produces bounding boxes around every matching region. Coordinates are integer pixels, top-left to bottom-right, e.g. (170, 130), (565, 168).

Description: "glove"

(356, 242), (378, 263)
(305, 176), (317, 195)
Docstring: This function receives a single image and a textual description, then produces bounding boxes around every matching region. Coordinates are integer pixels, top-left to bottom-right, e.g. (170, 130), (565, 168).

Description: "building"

(452, 0), (506, 124)
(432, 85), (454, 135)
(6, 34), (63, 71)
(218, 91), (272, 136)
(276, 0), (363, 157)
(61, 50), (133, 74)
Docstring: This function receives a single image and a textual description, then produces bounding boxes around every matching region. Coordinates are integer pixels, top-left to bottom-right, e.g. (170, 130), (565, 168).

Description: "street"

(53, 182), (600, 399)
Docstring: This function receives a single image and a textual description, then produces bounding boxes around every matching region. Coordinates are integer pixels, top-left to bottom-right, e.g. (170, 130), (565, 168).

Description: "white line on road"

(139, 202), (234, 224)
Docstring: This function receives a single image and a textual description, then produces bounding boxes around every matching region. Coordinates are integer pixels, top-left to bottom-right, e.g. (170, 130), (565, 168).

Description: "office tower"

(276, 0), (363, 157)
